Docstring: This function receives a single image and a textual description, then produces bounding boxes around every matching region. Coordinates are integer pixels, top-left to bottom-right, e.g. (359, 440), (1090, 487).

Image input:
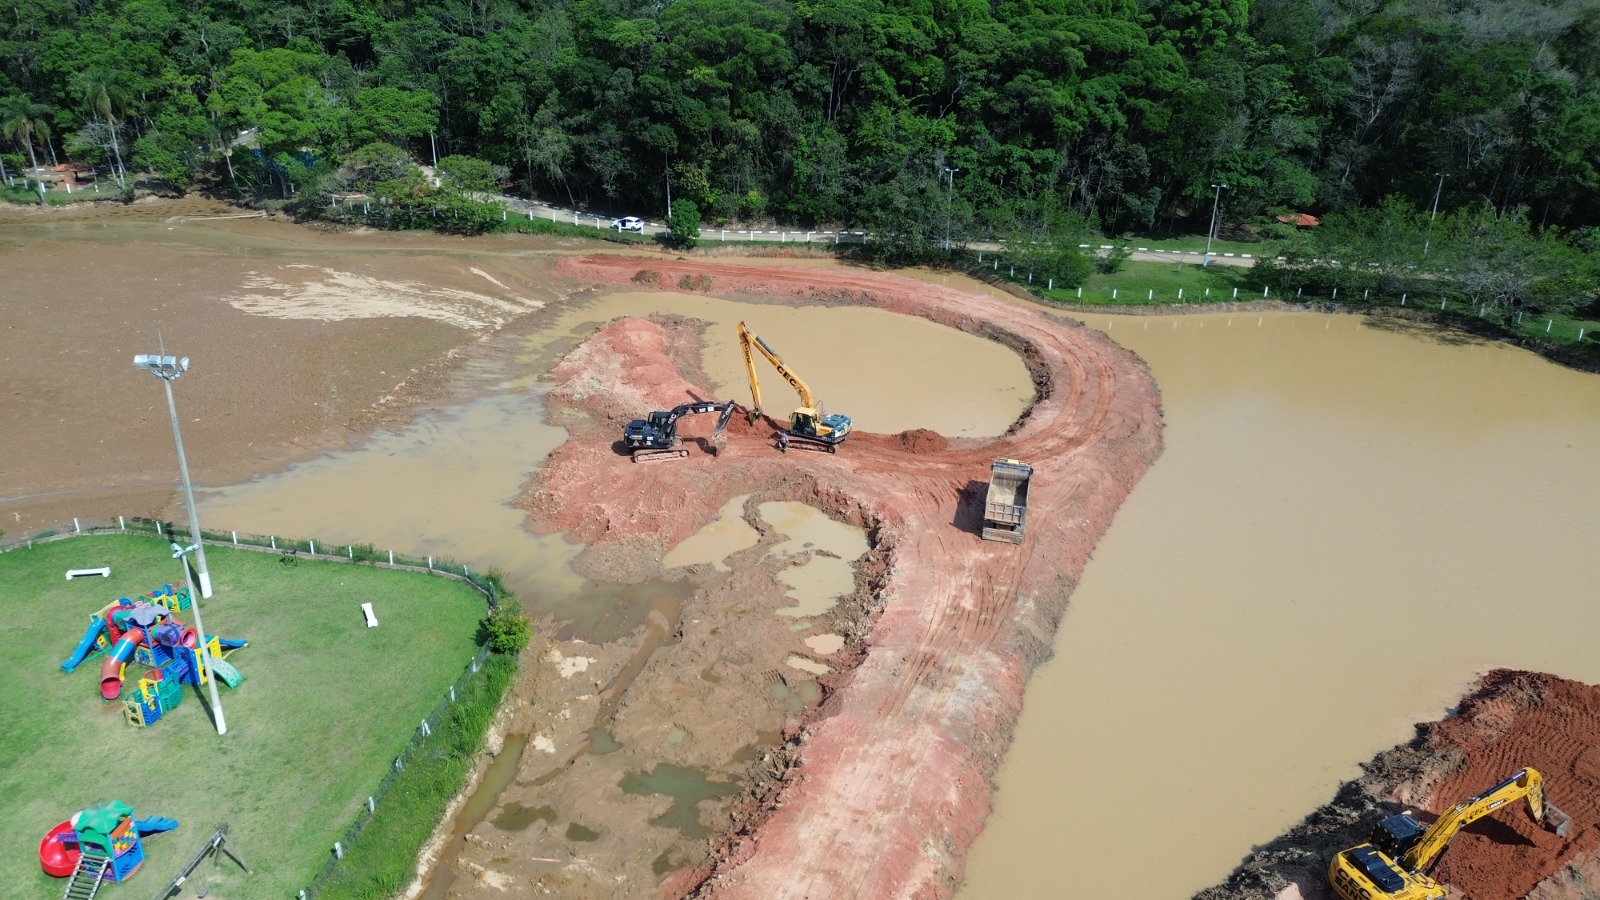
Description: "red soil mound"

(895, 428), (950, 454)
(1424, 671), (1600, 899)
(1197, 670), (1600, 900)
(524, 256), (1165, 899)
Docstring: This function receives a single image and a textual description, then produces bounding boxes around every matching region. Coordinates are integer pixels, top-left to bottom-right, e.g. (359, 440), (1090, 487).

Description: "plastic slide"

(207, 657), (244, 688)
(99, 628), (145, 699)
(61, 619), (105, 673)
(38, 821), (78, 877)
(134, 816), (178, 835)
(217, 637), (248, 650)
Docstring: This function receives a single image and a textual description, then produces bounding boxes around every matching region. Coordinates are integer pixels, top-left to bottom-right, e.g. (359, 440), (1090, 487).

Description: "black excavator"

(621, 400), (737, 462)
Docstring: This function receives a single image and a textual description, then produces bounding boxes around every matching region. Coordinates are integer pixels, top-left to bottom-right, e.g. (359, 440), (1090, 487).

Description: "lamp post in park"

(1203, 183), (1227, 267)
(133, 354), (214, 599)
(172, 540), (227, 735)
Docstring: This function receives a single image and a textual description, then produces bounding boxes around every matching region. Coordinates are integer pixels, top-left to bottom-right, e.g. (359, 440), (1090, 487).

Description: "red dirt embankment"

(1197, 670), (1600, 900)
(523, 256), (1164, 898)
(1425, 671), (1600, 898)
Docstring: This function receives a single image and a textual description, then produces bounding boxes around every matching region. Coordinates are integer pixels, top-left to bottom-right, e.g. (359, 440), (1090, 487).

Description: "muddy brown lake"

(10, 208), (1600, 899)
(956, 304), (1600, 899)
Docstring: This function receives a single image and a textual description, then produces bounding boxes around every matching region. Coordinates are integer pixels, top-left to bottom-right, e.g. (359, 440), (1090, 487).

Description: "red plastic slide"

(39, 821), (78, 877)
(98, 627), (144, 700)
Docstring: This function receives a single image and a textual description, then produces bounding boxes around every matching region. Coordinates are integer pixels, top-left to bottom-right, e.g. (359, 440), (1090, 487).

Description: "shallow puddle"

(418, 732), (529, 900)
(662, 494), (759, 571)
(617, 763), (740, 838)
(804, 634), (844, 655)
(961, 305), (1600, 899)
(492, 802), (556, 831)
(759, 501), (867, 617)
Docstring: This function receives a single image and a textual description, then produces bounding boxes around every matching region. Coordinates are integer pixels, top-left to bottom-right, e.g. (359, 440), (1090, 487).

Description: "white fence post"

(368, 796), (376, 813)
(1112, 289), (1118, 299)
(271, 536), (276, 549)
(333, 842), (343, 859)
(232, 531), (237, 544)
(119, 516), (125, 531)
(309, 540), (316, 555)
(427, 556), (433, 570)
(74, 518), (80, 533)
(389, 550), (395, 565)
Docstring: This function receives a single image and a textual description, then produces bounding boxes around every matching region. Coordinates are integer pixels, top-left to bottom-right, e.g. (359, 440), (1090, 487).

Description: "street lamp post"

(172, 540), (228, 735)
(134, 354), (214, 599)
(1203, 183), (1227, 267)
(942, 166), (960, 251)
(1423, 171), (1447, 257)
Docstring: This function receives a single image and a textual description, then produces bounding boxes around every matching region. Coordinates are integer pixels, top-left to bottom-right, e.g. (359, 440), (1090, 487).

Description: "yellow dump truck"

(981, 459), (1032, 544)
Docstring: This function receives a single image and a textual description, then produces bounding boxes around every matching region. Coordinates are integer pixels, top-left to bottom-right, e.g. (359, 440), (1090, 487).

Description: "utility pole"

(941, 166), (959, 251)
(1423, 171), (1447, 257)
(1203, 183), (1227, 267)
(665, 153), (672, 219)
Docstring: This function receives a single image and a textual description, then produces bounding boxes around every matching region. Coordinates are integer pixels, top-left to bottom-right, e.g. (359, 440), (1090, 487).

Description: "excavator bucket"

(1544, 802), (1573, 839)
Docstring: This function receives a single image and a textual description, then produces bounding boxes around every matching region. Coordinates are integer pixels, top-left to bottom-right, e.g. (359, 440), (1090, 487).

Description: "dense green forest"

(3, 0), (1598, 244)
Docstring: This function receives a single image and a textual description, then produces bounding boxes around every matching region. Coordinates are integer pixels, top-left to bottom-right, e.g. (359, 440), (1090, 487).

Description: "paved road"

(503, 196), (1265, 268)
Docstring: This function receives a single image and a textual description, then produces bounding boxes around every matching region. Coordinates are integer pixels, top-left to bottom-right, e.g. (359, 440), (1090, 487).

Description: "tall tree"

(1, 95), (52, 203)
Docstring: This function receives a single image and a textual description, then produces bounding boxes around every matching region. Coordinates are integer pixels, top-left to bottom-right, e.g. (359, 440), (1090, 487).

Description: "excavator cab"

(791, 407), (851, 441)
(1370, 813), (1427, 861)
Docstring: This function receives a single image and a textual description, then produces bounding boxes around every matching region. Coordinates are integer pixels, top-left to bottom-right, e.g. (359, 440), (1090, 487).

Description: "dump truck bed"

(981, 459), (1032, 544)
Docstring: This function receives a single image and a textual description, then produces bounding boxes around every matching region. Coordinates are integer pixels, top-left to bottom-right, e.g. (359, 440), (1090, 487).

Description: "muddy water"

(959, 309), (1600, 899)
(662, 495), (760, 571)
(528, 291), (1034, 436)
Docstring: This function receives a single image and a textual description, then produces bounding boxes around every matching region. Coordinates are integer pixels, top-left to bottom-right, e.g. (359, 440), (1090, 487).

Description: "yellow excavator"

(737, 321), (851, 453)
(1329, 766), (1572, 900)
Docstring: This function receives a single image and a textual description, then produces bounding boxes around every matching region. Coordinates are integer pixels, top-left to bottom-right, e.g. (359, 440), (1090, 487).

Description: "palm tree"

(72, 70), (130, 189)
(1, 95), (52, 205)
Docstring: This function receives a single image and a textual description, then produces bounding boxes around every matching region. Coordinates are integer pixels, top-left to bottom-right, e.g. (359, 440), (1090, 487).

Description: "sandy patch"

(227, 265), (541, 330)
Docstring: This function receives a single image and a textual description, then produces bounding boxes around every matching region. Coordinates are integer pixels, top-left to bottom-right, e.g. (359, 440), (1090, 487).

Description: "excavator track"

(631, 448), (691, 463)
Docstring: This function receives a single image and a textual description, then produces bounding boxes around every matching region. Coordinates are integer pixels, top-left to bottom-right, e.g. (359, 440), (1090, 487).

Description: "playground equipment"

(39, 801), (178, 896)
(150, 822), (251, 900)
(60, 582), (247, 727)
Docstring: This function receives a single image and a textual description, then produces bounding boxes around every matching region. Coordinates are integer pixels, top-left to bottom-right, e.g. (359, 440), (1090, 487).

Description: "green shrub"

(480, 600), (532, 654)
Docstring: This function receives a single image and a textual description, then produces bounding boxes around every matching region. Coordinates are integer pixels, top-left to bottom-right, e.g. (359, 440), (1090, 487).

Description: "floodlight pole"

(1423, 171), (1447, 257)
(1203, 183), (1227, 267)
(176, 542), (228, 735)
(147, 365), (213, 599)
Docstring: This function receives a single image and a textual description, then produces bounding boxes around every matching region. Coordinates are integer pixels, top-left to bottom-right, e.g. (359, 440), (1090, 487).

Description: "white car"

(611, 216), (644, 232)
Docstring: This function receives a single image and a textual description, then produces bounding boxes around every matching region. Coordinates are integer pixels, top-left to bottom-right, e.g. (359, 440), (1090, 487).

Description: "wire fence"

(956, 255), (1600, 350)
(0, 516), (505, 899)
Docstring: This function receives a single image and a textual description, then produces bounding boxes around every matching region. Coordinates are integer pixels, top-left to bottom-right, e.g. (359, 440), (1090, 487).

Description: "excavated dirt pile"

(515, 256), (1165, 898)
(1197, 669), (1600, 900)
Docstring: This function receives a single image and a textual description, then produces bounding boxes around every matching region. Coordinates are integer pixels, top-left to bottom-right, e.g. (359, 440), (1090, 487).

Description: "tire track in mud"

(533, 256), (1165, 899)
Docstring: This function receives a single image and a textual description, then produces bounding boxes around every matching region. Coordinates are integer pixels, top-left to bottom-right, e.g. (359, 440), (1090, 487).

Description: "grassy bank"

(0, 534), (487, 898)
(971, 257), (1600, 364)
(313, 652), (515, 900)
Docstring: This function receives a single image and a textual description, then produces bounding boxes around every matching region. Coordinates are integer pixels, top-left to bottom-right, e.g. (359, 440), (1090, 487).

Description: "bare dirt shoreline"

(1198, 669), (1600, 900)
(497, 255), (1166, 898)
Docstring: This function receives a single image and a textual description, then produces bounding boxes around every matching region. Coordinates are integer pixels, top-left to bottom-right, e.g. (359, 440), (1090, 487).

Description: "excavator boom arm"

(738, 322), (818, 412)
(1403, 768), (1565, 873)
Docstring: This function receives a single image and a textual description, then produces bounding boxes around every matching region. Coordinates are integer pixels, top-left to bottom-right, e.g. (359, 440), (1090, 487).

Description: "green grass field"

(0, 535), (488, 898)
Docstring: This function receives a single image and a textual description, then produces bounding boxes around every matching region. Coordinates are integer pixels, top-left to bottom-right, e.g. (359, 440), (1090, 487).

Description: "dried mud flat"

(451, 255), (1166, 898)
(1198, 670), (1600, 900)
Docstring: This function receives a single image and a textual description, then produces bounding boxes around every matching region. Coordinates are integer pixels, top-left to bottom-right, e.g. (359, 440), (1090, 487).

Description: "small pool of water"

(617, 764), (740, 838)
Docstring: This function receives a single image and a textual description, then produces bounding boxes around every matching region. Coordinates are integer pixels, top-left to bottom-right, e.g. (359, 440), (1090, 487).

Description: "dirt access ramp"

(527, 256), (1164, 898)
(1197, 670), (1600, 900)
